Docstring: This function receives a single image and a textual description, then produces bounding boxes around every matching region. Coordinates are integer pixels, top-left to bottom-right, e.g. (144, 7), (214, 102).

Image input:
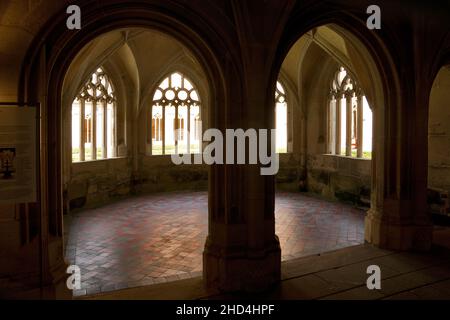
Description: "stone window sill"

(71, 156), (127, 164)
(322, 154), (372, 161)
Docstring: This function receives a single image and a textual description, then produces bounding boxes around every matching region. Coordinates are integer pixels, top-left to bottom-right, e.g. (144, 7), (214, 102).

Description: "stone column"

(112, 102), (117, 157)
(335, 95), (342, 155)
(345, 91), (353, 157)
(364, 73), (433, 252)
(33, 47), (71, 300)
(357, 94), (364, 158)
(328, 95), (336, 154)
(203, 68), (282, 292)
(203, 0), (295, 293)
(80, 100), (85, 161)
(92, 101), (97, 160)
(103, 102), (108, 158)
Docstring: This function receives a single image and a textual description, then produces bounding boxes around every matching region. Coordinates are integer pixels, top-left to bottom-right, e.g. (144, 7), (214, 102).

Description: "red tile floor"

(65, 191), (365, 296)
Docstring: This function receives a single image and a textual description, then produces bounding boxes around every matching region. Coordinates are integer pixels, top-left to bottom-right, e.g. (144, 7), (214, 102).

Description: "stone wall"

(66, 152), (371, 210)
(306, 155), (371, 206)
(66, 158), (132, 211)
(65, 156), (209, 212)
(67, 153), (320, 211)
(276, 152), (371, 207)
(135, 156), (208, 194)
(276, 153), (305, 192)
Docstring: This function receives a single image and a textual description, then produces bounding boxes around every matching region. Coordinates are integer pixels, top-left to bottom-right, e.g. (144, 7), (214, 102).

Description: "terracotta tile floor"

(65, 191), (365, 296)
(275, 192), (365, 260)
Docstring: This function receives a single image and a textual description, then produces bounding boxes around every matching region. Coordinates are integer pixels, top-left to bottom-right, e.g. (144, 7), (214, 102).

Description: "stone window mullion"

(92, 100), (97, 160)
(345, 91), (353, 157)
(187, 104), (191, 154)
(335, 94), (342, 155)
(103, 101), (108, 159)
(80, 99), (86, 162)
(357, 94), (364, 158)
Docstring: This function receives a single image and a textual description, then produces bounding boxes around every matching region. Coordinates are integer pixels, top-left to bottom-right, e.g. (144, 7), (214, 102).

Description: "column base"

(3, 259), (71, 299)
(40, 259), (72, 300)
(365, 209), (433, 251)
(203, 236), (281, 293)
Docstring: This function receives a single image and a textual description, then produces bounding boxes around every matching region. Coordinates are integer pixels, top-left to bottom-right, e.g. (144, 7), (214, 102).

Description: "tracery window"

(328, 67), (372, 159)
(151, 72), (202, 155)
(72, 67), (116, 162)
(275, 81), (288, 153)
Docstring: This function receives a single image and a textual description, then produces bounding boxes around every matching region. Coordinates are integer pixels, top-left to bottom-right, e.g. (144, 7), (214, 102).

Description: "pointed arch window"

(328, 67), (372, 159)
(72, 67), (117, 162)
(275, 81), (288, 153)
(150, 72), (202, 155)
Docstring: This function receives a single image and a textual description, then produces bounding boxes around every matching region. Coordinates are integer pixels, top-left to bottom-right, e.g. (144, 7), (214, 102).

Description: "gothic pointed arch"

(150, 71), (202, 155)
(328, 66), (372, 158)
(72, 67), (117, 162)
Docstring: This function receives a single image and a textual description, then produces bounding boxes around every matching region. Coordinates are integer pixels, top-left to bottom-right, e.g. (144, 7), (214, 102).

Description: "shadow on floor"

(81, 241), (450, 300)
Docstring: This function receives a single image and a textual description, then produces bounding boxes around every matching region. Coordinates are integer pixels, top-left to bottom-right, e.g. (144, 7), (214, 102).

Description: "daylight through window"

(72, 67), (117, 162)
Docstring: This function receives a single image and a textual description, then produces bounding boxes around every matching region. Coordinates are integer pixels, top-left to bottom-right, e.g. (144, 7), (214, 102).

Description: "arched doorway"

(20, 3), (230, 298)
(59, 28), (214, 296)
(272, 15), (400, 257)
